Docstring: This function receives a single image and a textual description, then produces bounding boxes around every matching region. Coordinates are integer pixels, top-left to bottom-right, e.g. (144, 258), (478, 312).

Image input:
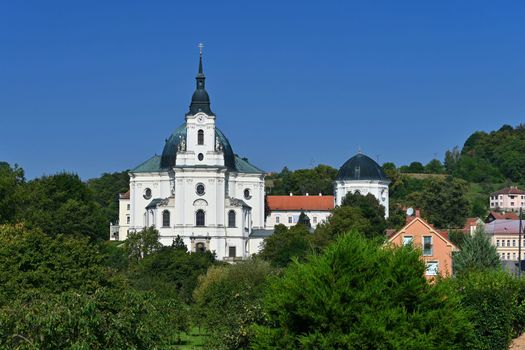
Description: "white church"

(110, 50), (390, 261)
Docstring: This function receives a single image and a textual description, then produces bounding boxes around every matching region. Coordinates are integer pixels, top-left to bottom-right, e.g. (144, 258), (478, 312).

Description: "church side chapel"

(113, 46), (265, 261)
(111, 46), (390, 261)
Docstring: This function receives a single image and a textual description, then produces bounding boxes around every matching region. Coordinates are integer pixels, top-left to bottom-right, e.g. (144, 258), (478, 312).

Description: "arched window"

(162, 210), (170, 227)
(196, 209), (205, 227)
(198, 129), (204, 145)
(196, 242), (206, 252)
(228, 210), (236, 227)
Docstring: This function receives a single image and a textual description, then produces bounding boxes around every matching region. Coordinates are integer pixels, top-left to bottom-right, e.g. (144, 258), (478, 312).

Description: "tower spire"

(188, 43), (213, 115)
(198, 42), (204, 76)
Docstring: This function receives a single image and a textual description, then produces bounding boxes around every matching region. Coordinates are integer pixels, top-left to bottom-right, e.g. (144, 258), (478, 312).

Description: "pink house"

(388, 216), (458, 278)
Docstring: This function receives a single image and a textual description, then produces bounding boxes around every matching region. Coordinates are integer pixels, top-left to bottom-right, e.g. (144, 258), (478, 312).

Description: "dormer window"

(198, 129), (204, 145)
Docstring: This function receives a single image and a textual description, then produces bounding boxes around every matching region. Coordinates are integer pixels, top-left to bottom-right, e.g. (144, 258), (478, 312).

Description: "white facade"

(266, 210), (331, 229)
(334, 180), (390, 217)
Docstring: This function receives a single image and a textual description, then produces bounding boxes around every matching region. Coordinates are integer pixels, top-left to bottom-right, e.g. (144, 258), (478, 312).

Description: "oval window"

(198, 153), (204, 161)
(244, 188), (251, 199)
(143, 188), (152, 199)
(196, 183), (205, 196)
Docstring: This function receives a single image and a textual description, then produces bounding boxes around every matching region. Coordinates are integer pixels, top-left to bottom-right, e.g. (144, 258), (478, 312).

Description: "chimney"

(415, 209), (421, 217)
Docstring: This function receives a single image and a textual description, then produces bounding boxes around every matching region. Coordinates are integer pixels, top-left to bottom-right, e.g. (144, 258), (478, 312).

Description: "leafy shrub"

(193, 259), (274, 350)
(0, 287), (188, 349)
(252, 231), (474, 349)
(451, 271), (525, 350)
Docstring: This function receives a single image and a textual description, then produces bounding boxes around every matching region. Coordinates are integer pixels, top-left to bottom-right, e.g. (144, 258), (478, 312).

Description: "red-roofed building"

(266, 194), (334, 228)
(490, 186), (525, 212)
(485, 211), (519, 223)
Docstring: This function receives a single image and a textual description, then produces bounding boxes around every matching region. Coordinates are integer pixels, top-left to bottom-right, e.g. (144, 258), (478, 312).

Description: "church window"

(228, 210), (236, 227)
(198, 153), (204, 161)
(196, 209), (205, 226)
(198, 129), (204, 145)
(162, 210), (170, 227)
(143, 188), (152, 199)
(229, 246), (236, 258)
(127, 204), (130, 210)
(126, 216), (130, 224)
(196, 183), (205, 196)
(244, 188), (251, 199)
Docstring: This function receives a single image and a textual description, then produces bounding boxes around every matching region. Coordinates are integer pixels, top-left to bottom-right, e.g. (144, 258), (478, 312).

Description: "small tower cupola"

(189, 43), (213, 115)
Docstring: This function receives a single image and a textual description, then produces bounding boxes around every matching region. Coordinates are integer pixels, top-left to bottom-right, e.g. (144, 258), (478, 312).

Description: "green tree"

(14, 172), (107, 240)
(313, 206), (371, 248)
(0, 287), (188, 349)
(259, 224), (311, 267)
(425, 158), (445, 174)
(450, 271), (525, 350)
(341, 192), (387, 236)
(130, 244), (216, 303)
(252, 231), (474, 349)
(444, 146), (461, 174)
(401, 161), (425, 173)
(125, 227), (162, 262)
(194, 260), (274, 350)
(0, 224), (110, 301)
(0, 162), (25, 224)
(453, 227), (500, 275)
(87, 170), (130, 224)
(419, 177), (469, 228)
(297, 211), (311, 228)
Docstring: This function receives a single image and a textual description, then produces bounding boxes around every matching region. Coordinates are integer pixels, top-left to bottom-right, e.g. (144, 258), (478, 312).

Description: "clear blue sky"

(1, 1), (524, 179)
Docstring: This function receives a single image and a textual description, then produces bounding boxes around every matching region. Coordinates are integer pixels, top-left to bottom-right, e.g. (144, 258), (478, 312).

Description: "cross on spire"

(198, 42), (204, 56)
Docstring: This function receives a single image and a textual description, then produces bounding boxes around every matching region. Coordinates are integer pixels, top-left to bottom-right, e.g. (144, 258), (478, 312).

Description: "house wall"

(389, 219), (455, 278)
(265, 210), (331, 229)
(490, 193), (525, 212)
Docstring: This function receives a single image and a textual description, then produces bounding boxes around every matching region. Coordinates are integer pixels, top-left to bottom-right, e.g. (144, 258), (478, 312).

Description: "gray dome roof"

(336, 153), (388, 181)
(160, 123), (235, 170)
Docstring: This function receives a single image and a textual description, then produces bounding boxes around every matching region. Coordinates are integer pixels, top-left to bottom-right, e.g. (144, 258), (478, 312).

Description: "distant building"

(485, 219), (525, 262)
(388, 215), (458, 278)
(110, 190), (130, 241)
(489, 186), (525, 212)
(334, 153), (390, 217)
(265, 194), (334, 229)
(463, 217), (484, 235)
(485, 211), (519, 223)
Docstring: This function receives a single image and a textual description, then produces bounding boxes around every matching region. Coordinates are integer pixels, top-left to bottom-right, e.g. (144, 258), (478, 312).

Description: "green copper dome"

(160, 123), (235, 170)
(336, 153), (388, 181)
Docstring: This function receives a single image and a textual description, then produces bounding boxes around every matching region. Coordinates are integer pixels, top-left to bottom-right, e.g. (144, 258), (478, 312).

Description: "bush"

(193, 259), (274, 349)
(252, 231), (474, 349)
(0, 224), (110, 302)
(452, 271), (525, 350)
(0, 287), (188, 349)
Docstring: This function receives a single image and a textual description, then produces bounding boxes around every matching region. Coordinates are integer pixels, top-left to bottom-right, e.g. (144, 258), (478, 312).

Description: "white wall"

(334, 180), (390, 217)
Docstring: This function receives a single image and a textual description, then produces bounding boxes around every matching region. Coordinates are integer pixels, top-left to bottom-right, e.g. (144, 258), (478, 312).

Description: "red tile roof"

(488, 211), (519, 220)
(120, 190), (130, 199)
(267, 195), (334, 211)
(491, 187), (525, 196)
